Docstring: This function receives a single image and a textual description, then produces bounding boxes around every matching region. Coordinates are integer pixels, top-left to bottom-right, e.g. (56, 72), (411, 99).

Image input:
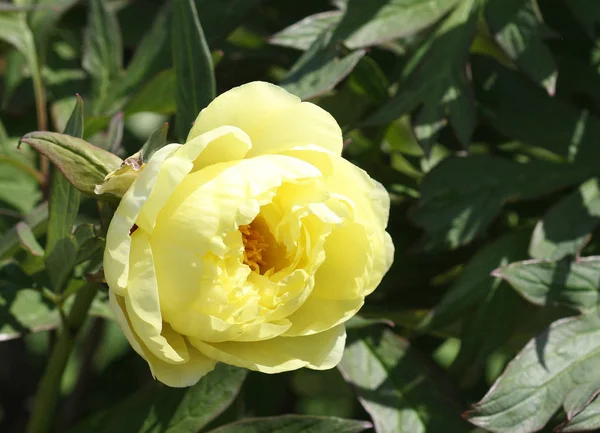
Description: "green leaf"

(28, 0), (79, 62)
(486, 0), (558, 94)
(73, 223), (103, 265)
(124, 69), (176, 116)
(563, 0), (600, 40)
(472, 55), (600, 162)
(0, 267), (111, 341)
(16, 221), (44, 256)
(20, 132), (123, 197)
(0, 137), (42, 213)
(411, 155), (590, 250)
(172, 0), (216, 141)
(341, 0), (459, 49)
(279, 0), (459, 101)
(84, 0), (123, 112)
(365, 0), (477, 152)
(0, 11), (38, 69)
(530, 178), (600, 260)
(109, 4), (171, 105)
(0, 285), (55, 341)
(70, 364), (247, 433)
(269, 11), (342, 51)
(44, 97), (84, 291)
(466, 314), (600, 432)
(141, 122), (169, 162)
(0, 10), (44, 132)
(493, 256), (600, 313)
(0, 202), (48, 261)
(195, 0), (266, 48)
(348, 56), (390, 104)
(281, 29), (365, 100)
(207, 415), (371, 433)
(105, 112), (124, 153)
(558, 394), (600, 432)
(338, 324), (471, 433)
(421, 229), (530, 331)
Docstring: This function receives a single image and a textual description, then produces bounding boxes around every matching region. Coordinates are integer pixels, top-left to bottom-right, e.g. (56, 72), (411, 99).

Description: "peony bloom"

(104, 82), (394, 387)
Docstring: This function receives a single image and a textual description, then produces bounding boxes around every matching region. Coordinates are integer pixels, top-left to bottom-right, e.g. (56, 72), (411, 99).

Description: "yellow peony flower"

(104, 82), (394, 387)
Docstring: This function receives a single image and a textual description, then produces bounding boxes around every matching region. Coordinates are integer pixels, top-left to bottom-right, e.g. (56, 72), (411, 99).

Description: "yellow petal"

(136, 126), (252, 233)
(124, 230), (189, 364)
(109, 291), (216, 387)
(288, 149), (395, 298)
(283, 296), (363, 336)
(104, 143), (181, 295)
(187, 81), (343, 157)
(190, 324), (346, 373)
(152, 155), (322, 257)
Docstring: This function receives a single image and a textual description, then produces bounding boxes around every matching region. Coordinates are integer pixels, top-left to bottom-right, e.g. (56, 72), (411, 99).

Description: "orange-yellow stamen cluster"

(240, 224), (269, 273)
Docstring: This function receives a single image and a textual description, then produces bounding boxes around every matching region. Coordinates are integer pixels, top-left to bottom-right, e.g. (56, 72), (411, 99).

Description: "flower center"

(240, 223), (269, 273)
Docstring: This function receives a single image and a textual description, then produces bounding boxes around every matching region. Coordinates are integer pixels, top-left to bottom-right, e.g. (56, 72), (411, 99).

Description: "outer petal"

(288, 148), (395, 297)
(283, 296), (363, 336)
(109, 291), (216, 387)
(124, 230), (188, 364)
(190, 325), (346, 373)
(187, 81), (343, 157)
(136, 126), (252, 233)
(104, 143), (181, 295)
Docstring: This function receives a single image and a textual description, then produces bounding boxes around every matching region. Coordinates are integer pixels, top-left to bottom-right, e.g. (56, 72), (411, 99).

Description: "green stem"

(27, 283), (99, 433)
(30, 57), (49, 191)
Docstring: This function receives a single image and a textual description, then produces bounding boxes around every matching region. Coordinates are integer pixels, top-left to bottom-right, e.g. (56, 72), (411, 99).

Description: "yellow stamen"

(240, 224), (269, 273)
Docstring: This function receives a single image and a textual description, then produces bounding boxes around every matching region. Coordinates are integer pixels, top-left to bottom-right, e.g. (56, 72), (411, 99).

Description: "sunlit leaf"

(466, 314), (600, 432)
(339, 324), (471, 433)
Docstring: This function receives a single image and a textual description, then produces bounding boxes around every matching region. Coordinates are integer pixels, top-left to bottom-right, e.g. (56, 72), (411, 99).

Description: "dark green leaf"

(109, 4), (171, 105)
(84, 0), (123, 112)
(563, 0), (600, 39)
(73, 223), (103, 265)
(270, 11), (342, 51)
(16, 221), (44, 256)
(365, 0), (477, 151)
(141, 122), (169, 162)
(44, 98), (84, 291)
(420, 229), (530, 331)
(207, 415), (371, 433)
(20, 132), (123, 197)
(70, 364), (247, 433)
(28, 0), (79, 62)
(411, 155), (590, 250)
(106, 112), (124, 153)
(486, 0), (558, 94)
(195, 0), (266, 48)
(172, 0), (216, 141)
(493, 257), (600, 313)
(466, 314), (600, 432)
(472, 55), (600, 162)
(281, 29), (365, 99)
(348, 56), (390, 103)
(530, 178), (600, 260)
(124, 69), (176, 116)
(339, 324), (471, 433)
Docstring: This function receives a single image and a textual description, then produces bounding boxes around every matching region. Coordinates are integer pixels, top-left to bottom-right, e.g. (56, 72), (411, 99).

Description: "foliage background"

(2, 0), (600, 432)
